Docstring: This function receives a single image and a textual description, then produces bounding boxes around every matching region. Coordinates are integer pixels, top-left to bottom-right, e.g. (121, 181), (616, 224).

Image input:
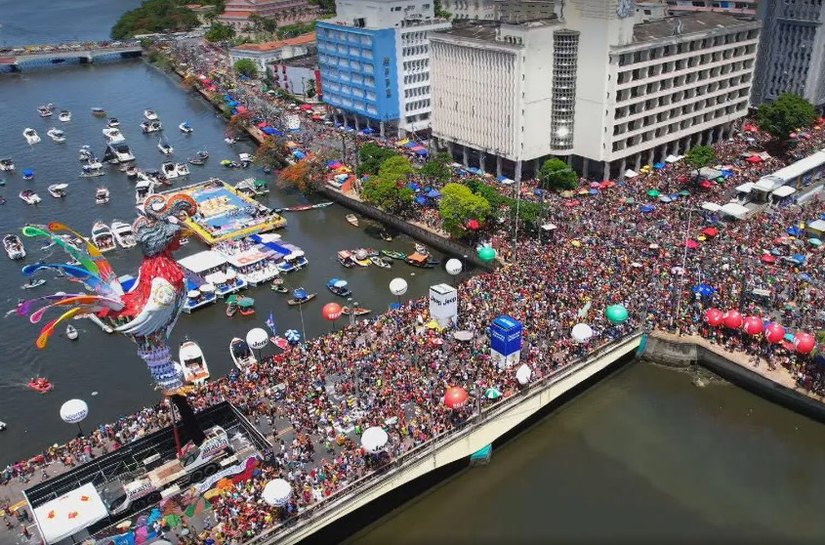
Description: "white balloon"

(445, 258), (463, 276)
(360, 426), (389, 453)
(262, 478), (292, 507)
(246, 327), (269, 350)
(389, 277), (408, 296)
(571, 323), (594, 343)
(60, 399), (89, 424)
(516, 364), (532, 385)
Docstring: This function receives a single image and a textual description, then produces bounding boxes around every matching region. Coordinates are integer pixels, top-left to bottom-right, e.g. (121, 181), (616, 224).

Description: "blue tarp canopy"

(415, 196), (427, 205)
(788, 225), (803, 236)
(426, 189), (441, 198)
(790, 254), (806, 265)
(467, 167), (482, 175)
(654, 162), (666, 170)
(640, 204), (655, 213)
(292, 150), (306, 159)
(692, 284), (716, 297)
(249, 234), (291, 256)
(361, 127), (375, 134)
(22, 168), (33, 176)
(415, 148), (429, 156)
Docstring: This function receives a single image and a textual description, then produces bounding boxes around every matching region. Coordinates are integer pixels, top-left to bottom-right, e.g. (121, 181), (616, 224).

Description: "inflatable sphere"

(445, 258), (463, 276)
(477, 246), (496, 262)
(605, 304), (629, 324)
(444, 386), (469, 408)
(794, 332), (816, 354)
(742, 316), (764, 336)
(704, 308), (724, 327)
(389, 277), (408, 296)
(322, 302), (342, 321)
(722, 310), (743, 330)
(764, 323), (785, 344)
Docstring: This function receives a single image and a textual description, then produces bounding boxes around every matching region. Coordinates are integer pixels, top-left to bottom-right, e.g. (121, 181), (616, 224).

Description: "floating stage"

(160, 178), (285, 245)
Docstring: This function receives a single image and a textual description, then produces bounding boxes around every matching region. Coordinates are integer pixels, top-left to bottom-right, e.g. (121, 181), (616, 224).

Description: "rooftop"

(232, 32), (316, 53)
(220, 10), (252, 18)
(631, 11), (758, 44)
(276, 53), (318, 68)
(431, 18), (558, 43)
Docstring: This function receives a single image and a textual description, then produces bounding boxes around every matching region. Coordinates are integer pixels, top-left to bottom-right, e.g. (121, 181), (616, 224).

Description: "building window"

(383, 57), (390, 66)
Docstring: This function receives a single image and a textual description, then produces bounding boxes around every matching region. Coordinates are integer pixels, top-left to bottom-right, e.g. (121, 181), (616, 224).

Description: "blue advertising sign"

(490, 315), (523, 356)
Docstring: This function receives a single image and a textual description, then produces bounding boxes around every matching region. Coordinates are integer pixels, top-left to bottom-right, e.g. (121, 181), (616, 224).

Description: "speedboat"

(85, 157), (104, 170)
(179, 338), (210, 385)
(346, 214), (359, 227)
(81, 164), (105, 178)
(47, 183), (68, 198)
(144, 109), (159, 121)
(22, 278), (46, 290)
(28, 377), (53, 394)
(342, 306), (372, 317)
(125, 165), (138, 178)
(161, 162), (189, 179)
(38, 104), (54, 117)
(24, 128), (41, 145)
(106, 143), (135, 163)
(337, 250), (355, 268)
(189, 156), (206, 166)
(0, 158), (15, 172)
(178, 121), (193, 134)
(46, 128), (66, 143)
(91, 107), (106, 116)
(220, 159), (240, 168)
(135, 179), (156, 204)
(90, 221), (116, 253)
(327, 278), (352, 297)
(95, 187), (110, 205)
(78, 145), (92, 161)
(229, 337), (257, 373)
(196, 149), (208, 160)
(287, 291), (316, 306)
(239, 153), (252, 168)
(157, 138), (174, 155)
(103, 127), (125, 143)
(107, 117), (120, 127)
(58, 110), (71, 122)
(370, 256), (392, 269)
(381, 249), (407, 261)
(111, 220), (136, 248)
(140, 120), (163, 133)
(3, 234), (26, 260)
(19, 189), (41, 205)
(66, 324), (78, 340)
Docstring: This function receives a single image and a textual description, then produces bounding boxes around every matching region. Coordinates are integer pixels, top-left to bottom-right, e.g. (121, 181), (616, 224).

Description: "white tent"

(571, 323), (594, 343)
(516, 364), (532, 385)
(540, 223), (558, 232)
(33, 483), (108, 544)
(177, 251), (227, 274)
(735, 182), (754, 194)
(753, 176), (785, 193)
(771, 186), (797, 198)
(624, 169), (639, 178)
(720, 202), (750, 219)
(698, 167), (722, 180)
(665, 154), (684, 163)
(807, 219), (825, 234)
(701, 202), (722, 212)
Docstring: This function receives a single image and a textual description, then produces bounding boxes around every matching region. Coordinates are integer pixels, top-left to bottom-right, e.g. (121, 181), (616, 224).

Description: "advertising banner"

(490, 315), (523, 369)
(429, 284), (458, 328)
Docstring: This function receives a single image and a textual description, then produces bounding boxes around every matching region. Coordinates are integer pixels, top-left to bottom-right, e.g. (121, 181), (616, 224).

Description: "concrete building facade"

(218, 0), (318, 31)
(229, 33), (316, 74)
(666, 0), (758, 16)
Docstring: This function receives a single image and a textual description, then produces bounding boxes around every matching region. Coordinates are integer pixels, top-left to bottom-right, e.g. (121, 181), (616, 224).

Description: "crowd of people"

(3, 37), (825, 544)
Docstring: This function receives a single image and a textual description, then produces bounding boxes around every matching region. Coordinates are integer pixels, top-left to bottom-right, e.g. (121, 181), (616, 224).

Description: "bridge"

(0, 42), (143, 71)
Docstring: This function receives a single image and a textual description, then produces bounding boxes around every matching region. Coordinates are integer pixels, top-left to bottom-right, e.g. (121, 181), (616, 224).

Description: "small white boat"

(95, 187), (110, 205)
(102, 127), (125, 143)
(85, 158), (104, 170)
(107, 118), (120, 128)
(58, 110), (71, 122)
(78, 145), (92, 161)
(24, 128), (41, 145)
(157, 138), (173, 155)
(144, 109), (159, 121)
(3, 234), (26, 260)
(46, 128), (66, 143)
(91, 107), (106, 116)
(224, 136), (237, 144)
(91, 221), (116, 253)
(141, 120), (163, 133)
(0, 158), (14, 172)
(19, 189), (41, 205)
(125, 165), (138, 178)
(135, 179), (156, 204)
(22, 278), (46, 290)
(66, 324), (79, 340)
(161, 162), (189, 179)
(48, 183), (68, 198)
(107, 143), (135, 163)
(178, 121), (193, 134)
(180, 338), (210, 385)
(37, 104), (54, 117)
(111, 220), (136, 248)
(230, 337), (257, 373)
(81, 165), (105, 178)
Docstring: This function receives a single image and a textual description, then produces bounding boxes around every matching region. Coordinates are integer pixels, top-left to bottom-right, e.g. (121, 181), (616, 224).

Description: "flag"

(266, 311), (277, 336)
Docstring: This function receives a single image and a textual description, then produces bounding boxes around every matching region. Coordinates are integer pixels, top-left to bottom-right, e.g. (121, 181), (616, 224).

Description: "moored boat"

(230, 337), (257, 372)
(28, 377), (53, 394)
(19, 189), (41, 205)
(95, 187), (110, 205)
(405, 252), (437, 268)
(102, 127), (125, 143)
(179, 121), (193, 133)
(341, 306), (372, 317)
(66, 324), (78, 340)
(111, 220), (136, 248)
(370, 256), (392, 269)
(225, 294), (239, 317)
(3, 234), (26, 260)
(22, 278), (46, 289)
(326, 278), (352, 297)
(158, 137), (174, 155)
(90, 221), (116, 253)
(104, 143), (135, 163)
(46, 127), (66, 143)
(179, 338), (210, 385)
(47, 183), (68, 198)
(91, 107), (106, 116)
(37, 104), (54, 117)
(23, 128), (41, 145)
(134, 179), (156, 204)
(381, 249), (407, 260)
(287, 291), (316, 306)
(107, 117), (120, 127)
(58, 110), (71, 122)
(238, 296), (256, 316)
(0, 158), (14, 172)
(351, 249), (370, 267)
(345, 214), (359, 227)
(337, 250), (355, 268)
(78, 145), (92, 161)
(144, 109), (159, 121)
(141, 120), (163, 133)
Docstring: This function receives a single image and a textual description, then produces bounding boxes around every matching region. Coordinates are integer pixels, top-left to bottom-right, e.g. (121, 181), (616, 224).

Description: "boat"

(370, 256), (392, 269)
(134, 179), (155, 204)
(270, 278), (288, 293)
(102, 127), (125, 143)
(224, 136), (237, 144)
(158, 137), (174, 155)
(91, 107), (106, 116)
(125, 165), (138, 178)
(380, 231), (393, 242)
(326, 278), (352, 297)
(81, 164), (105, 178)
(47, 183), (68, 198)
(179, 338), (210, 385)
(235, 178), (269, 198)
(345, 214), (359, 227)
(90, 221), (116, 253)
(287, 292), (316, 306)
(22, 278), (46, 289)
(0, 196), (5, 205)
(111, 220), (136, 248)
(196, 149), (209, 160)
(341, 306), (372, 317)
(24, 128), (41, 145)
(65, 324), (78, 340)
(107, 117), (120, 128)
(37, 104), (54, 117)
(19, 189), (41, 205)
(230, 337), (257, 373)
(405, 252), (437, 269)
(189, 156), (206, 166)
(220, 159), (240, 168)
(141, 120), (163, 133)
(313, 201), (333, 209)
(239, 153), (253, 168)
(337, 250), (355, 268)
(415, 243), (430, 255)
(238, 296), (256, 316)
(225, 295), (240, 317)
(28, 377), (53, 394)
(144, 109), (159, 121)
(381, 249), (407, 260)
(105, 143), (135, 163)
(179, 121), (193, 134)
(278, 250), (307, 273)
(0, 158), (14, 172)
(58, 110), (71, 122)
(161, 162), (190, 179)
(351, 249), (370, 267)
(78, 145), (92, 161)
(4, 234), (26, 260)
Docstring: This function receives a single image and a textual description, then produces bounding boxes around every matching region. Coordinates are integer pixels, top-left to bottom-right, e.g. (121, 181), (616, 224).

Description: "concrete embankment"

(642, 332), (825, 424)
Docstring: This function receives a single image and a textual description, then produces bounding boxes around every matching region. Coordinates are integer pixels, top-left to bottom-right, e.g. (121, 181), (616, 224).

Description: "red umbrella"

(564, 200), (580, 207)
(257, 121), (268, 128)
(764, 323), (785, 344)
(685, 239), (699, 249)
(467, 219), (480, 231)
(444, 386), (469, 409)
(723, 310), (743, 329)
(704, 308), (724, 327)
(702, 227), (719, 238)
(299, 104), (313, 111)
(322, 302), (342, 321)
(794, 332), (816, 354)
(746, 155), (762, 163)
(761, 254), (776, 264)
(699, 180), (713, 190)
(742, 316), (764, 335)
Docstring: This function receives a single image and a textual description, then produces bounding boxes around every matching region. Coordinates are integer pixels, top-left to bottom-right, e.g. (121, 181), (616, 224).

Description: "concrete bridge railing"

(245, 332), (643, 545)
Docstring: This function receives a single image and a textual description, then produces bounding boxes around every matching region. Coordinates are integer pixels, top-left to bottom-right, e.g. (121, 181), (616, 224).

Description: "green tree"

(539, 157), (576, 191)
(377, 155), (413, 184)
(361, 177), (414, 213)
(111, 0), (200, 39)
(684, 145), (717, 181)
(438, 183), (491, 238)
(205, 22), (236, 42)
(756, 93), (817, 146)
(234, 58), (259, 78)
(357, 142), (399, 176)
(419, 152), (452, 185)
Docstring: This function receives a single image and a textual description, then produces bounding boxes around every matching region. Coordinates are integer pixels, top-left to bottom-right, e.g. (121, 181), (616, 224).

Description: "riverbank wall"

(642, 332), (825, 424)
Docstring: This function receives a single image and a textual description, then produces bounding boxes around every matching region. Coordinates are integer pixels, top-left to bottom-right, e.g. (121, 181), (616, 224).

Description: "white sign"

(490, 349), (520, 370)
(286, 115), (301, 130)
(429, 284), (458, 328)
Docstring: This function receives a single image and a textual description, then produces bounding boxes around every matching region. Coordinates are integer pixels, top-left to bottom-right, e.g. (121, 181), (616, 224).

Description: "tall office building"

(666, 0), (757, 16)
(316, 0), (450, 137)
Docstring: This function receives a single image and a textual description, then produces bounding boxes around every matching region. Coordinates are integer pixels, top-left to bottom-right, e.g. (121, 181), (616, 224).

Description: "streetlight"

(673, 206), (701, 330)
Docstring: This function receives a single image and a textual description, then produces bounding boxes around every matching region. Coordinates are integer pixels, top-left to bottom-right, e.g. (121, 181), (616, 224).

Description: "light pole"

(298, 300), (307, 344)
(673, 206), (699, 330)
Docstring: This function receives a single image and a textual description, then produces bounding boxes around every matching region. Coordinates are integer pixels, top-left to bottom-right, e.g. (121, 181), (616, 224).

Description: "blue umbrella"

(22, 168), (34, 177)
(285, 329), (301, 343)
(333, 279), (348, 288)
(426, 189), (441, 198)
(799, 273), (813, 283)
(415, 196), (427, 205)
(692, 284), (716, 298)
(787, 226), (802, 236)
(654, 162), (666, 170)
(791, 254), (806, 265)
(293, 288), (307, 300)
(640, 204), (655, 213)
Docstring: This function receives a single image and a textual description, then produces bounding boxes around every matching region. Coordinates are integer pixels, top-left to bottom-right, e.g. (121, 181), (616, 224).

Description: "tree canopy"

(357, 142), (399, 177)
(438, 183), (491, 238)
(204, 22), (236, 43)
(377, 155), (414, 184)
(539, 158), (577, 190)
(254, 137), (290, 171)
(419, 152), (452, 185)
(756, 93), (817, 143)
(361, 177), (414, 213)
(111, 0), (200, 39)
(277, 152), (332, 193)
(234, 58), (259, 79)
(684, 145), (716, 174)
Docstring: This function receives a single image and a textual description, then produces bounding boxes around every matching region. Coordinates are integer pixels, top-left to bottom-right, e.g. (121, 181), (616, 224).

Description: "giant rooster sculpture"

(16, 193), (206, 446)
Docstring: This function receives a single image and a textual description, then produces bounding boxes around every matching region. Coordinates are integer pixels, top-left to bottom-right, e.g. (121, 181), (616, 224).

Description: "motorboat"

(230, 337), (257, 373)
(405, 252), (438, 269)
(351, 249), (370, 267)
(47, 183), (68, 198)
(125, 165), (138, 178)
(24, 128), (41, 145)
(270, 278), (288, 293)
(380, 231), (393, 242)
(66, 324), (78, 340)
(220, 159), (241, 168)
(157, 137), (174, 155)
(381, 249), (407, 261)
(37, 104), (54, 117)
(111, 220), (136, 248)
(78, 145), (92, 161)
(22, 278), (46, 290)
(140, 120), (163, 133)
(58, 110), (71, 122)
(337, 250), (355, 268)
(28, 377), (53, 394)
(238, 296), (256, 316)
(85, 157), (104, 170)
(370, 256), (392, 269)
(179, 121), (193, 134)
(105, 143), (135, 163)
(345, 214), (359, 227)
(415, 243), (430, 255)
(46, 128), (66, 143)
(239, 153), (253, 168)
(107, 117), (120, 127)
(22, 168), (34, 180)
(91, 107), (106, 116)
(144, 109), (159, 121)
(103, 127), (125, 143)
(161, 162), (190, 179)
(135, 179), (156, 204)
(189, 156), (206, 166)
(235, 178), (269, 198)
(224, 136), (237, 144)
(327, 278), (352, 297)
(196, 149), (208, 160)
(179, 338), (210, 385)
(95, 187), (110, 205)
(81, 164), (105, 178)
(90, 221), (116, 253)
(0, 158), (14, 172)
(287, 291), (316, 306)
(342, 306), (372, 317)
(19, 189), (41, 205)
(3, 234), (26, 260)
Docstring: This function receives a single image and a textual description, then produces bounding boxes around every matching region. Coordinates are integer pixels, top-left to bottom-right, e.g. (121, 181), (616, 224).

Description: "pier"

(0, 42), (142, 71)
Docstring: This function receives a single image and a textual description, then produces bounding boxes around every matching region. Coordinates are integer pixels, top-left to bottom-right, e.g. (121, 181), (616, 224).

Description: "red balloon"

(764, 323), (785, 344)
(723, 310), (743, 330)
(704, 308), (723, 327)
(742, 316), (764, 336)
(443, 386), (469, 409)
(322, 302), (342, 321)
(794, 332), (816, 354)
